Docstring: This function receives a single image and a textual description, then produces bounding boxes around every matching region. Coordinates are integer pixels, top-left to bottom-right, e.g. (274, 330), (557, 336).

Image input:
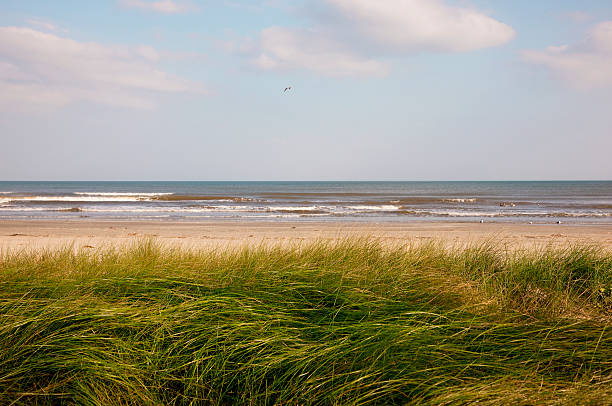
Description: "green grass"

(1, 239), (612, 405)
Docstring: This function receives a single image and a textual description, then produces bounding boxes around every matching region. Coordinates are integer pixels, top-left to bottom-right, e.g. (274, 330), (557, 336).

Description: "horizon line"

(1, 179), (611, 183)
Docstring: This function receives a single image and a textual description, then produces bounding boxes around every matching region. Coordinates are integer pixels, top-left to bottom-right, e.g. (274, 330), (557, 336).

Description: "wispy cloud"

(25, 18), (65, 33)
(560, 11), (593, 24)
(0, 27), (206, 110)
(119, 0), (194, 14)
(522, 21), (612, 88)
(243, 0), (515, 77)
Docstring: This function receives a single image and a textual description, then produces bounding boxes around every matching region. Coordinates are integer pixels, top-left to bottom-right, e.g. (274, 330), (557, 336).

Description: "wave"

(275, 198), (482, 206)
(565, 204), (612, 210)
(0, 207), (55, 212)
(4, 193), (257, 203)
(275, 210), (329, 215)
(74, 192), (172, 196)
(5, 194), (169, 202)
(393, 198), (480, 205)
(259, 193), (388, 198)
(152, 195), (253, 202)
(347, 205), (399, 211)
(270, 205), (332, 211)
(52, 207), (83, 212)
(395, 210), (612, 218)
(442, 198), (477, 203)
(84, 205), (329, 214)
(289, 198), (482, 205)
(0, 202), (610, 219)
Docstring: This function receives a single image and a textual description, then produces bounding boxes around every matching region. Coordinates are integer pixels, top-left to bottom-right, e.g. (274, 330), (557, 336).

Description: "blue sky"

(0, 0), (611, 180)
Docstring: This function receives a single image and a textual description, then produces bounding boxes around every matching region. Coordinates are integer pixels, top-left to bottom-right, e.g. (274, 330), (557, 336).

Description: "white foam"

(443, 198), (477, 203)
(0, 207), (49, 211)
(348, 205), (399, 211)
(272, 206), (331, 212)
(428, 210), (498, 217)
(83, 205), (254, 213)
(7, 194), (167, 202)
(0, 201), (609, 219)
(74, 192), (172, 197)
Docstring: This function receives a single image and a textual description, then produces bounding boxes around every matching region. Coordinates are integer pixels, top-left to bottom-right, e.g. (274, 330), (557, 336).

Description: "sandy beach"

(1, 219), (611, 251)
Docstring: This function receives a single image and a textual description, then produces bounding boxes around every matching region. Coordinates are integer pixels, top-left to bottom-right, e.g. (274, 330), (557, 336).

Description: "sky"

(0, 0), (611, 181)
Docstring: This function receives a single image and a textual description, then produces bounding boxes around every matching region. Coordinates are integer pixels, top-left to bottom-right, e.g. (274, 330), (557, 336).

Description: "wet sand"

(1, 220), (611, 251)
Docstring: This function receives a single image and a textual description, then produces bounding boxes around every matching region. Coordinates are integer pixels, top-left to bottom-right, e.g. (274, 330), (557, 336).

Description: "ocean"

(0, 181), (610, 223)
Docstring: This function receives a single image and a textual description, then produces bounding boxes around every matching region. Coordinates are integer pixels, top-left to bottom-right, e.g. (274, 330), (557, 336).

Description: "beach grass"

(1, 239), (612, 405)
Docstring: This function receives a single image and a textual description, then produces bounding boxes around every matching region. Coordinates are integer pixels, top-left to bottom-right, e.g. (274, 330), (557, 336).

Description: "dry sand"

(1, 220), (611, 252)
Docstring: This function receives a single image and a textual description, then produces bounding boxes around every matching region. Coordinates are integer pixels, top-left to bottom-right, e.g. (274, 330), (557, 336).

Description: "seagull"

(283, 86), (292, 92)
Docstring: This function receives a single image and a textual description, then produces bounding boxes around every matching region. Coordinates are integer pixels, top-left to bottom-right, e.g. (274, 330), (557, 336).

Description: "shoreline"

(2, 219), (611, 251)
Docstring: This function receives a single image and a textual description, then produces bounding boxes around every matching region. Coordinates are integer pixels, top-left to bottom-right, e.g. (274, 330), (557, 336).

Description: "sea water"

(0, 181), (610, 223)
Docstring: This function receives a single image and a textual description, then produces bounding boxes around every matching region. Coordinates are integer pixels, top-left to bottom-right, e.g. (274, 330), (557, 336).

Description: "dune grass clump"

(1, 239), (612, 404)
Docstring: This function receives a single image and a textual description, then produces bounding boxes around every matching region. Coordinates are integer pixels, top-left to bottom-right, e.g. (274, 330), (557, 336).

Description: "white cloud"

(591, 22), (612, 53)
(522, 21), (612, 88)
(324, 0), (515, 53)
(119, 0), (192, 14)
(252, 27), (389, 77)
(0, 27), (205, 110)
(247, 0), (514, 77)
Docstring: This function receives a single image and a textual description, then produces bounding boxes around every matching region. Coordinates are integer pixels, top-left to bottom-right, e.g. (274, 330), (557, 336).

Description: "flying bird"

(284, 86), (292, 92)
